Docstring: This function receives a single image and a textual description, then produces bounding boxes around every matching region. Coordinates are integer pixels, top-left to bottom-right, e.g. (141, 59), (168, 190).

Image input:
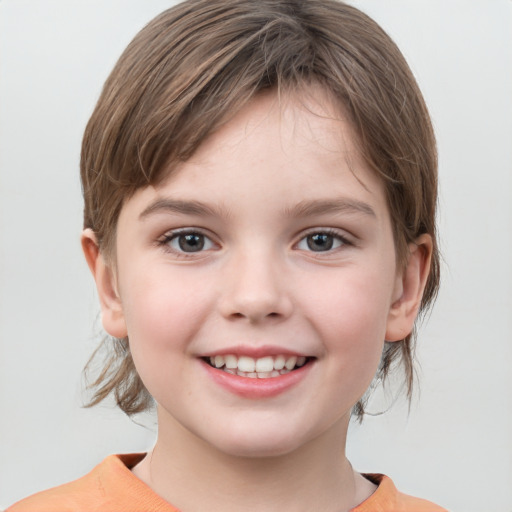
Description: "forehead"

(122, 88), (388, 225)
(168, 88), (378, 189)
(193, 88), (350, 158)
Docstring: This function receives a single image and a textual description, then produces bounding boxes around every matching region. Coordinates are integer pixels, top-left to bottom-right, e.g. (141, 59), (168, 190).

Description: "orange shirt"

(7, 454), (447, 512)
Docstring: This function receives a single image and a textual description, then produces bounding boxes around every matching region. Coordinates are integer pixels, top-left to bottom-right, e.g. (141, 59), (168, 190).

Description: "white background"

(1, 1), (511, 511)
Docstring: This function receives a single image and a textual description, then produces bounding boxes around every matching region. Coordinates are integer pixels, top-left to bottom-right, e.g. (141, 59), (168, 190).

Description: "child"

(8, 0), (446, 510)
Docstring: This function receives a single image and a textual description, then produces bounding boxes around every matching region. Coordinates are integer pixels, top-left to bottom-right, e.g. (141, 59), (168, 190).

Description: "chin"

(216, 439), (301, 459)
(200, 420), (313, 459)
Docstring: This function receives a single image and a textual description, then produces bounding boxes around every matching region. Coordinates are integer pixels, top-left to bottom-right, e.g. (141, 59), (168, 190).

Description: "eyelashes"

(157, 227), (353, 258)
(158, 230), (216, 255)
(295, 229), (351, 252)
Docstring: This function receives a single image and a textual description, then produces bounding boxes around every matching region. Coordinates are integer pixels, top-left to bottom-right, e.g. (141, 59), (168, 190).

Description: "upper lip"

(199, 345), (311, 359)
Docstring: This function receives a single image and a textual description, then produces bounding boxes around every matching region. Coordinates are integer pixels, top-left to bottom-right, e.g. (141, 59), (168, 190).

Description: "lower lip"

(201, 360), (313, 399)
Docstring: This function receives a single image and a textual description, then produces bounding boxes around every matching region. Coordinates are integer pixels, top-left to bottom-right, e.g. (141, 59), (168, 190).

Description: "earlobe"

(81, 229), (128, 339)
(385, 234), (433, 342)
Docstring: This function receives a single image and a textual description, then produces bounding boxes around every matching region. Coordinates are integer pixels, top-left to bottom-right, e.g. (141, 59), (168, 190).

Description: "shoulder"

(352, 474), (448, 512)
(6, 454), (178, 512)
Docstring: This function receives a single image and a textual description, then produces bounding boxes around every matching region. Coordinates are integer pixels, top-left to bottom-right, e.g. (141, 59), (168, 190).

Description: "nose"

(218, 249), (293, 323)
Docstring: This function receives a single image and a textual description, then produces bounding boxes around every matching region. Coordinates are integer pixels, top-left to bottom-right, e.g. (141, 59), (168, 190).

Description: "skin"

(82, 88), (432, 512)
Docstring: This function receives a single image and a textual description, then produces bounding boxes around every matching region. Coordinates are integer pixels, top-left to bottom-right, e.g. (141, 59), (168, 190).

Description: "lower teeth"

(223, 368), (291, 378)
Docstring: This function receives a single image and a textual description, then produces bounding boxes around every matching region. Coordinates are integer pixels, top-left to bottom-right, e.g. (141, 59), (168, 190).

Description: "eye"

(164, 231), (215, 253)
(296, 231), (347, 252)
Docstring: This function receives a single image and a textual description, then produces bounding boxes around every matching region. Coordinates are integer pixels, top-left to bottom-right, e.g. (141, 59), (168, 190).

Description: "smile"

(205, 354), (310, 379)
(201, 352), (314, 399)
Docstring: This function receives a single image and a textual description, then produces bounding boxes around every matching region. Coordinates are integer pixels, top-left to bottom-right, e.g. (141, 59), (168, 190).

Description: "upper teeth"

(210, 354), (307, 373)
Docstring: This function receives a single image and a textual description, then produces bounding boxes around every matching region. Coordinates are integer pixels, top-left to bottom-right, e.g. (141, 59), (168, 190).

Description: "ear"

(386, 234), (433, 342)
(81, 229), (128, 339)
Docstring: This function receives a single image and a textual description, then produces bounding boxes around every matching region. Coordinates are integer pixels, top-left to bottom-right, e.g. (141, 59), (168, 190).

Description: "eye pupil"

(307, 233), (333, 251)
(178, 233), (204, 252)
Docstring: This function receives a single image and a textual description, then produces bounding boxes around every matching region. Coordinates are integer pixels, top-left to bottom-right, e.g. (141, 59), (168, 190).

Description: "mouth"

(203, 354), (312, 379)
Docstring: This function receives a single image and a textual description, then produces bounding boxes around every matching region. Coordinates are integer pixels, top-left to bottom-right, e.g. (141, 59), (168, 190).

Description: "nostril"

(229, 311), (281, 321)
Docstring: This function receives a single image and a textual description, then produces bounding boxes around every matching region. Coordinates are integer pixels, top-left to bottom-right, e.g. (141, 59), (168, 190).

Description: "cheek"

(118, 273), (215, 401)
(299, 267), (392, 366)
(306, 267), (392, 327)
(119, 269), (213, 355)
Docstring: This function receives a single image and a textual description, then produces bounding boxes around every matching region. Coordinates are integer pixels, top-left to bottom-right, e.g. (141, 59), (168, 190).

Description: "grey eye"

(297, 232), (344, 252)
(169, 233), (214, 252)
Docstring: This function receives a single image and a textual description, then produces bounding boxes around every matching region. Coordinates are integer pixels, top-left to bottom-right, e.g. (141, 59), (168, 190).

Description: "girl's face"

(93, 89), (424, 458)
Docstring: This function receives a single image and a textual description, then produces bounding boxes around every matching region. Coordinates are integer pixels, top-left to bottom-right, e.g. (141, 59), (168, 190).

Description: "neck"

(132, 409), (376, 512)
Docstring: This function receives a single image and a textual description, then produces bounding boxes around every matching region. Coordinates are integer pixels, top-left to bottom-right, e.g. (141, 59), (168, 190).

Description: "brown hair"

(82, 0), (439, 419)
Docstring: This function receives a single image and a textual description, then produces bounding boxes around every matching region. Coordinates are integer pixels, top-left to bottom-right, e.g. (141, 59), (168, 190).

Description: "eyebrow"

(139, 197), (376, 221)
(284, 198), (376, 219)
(139, 198), (228, 220)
